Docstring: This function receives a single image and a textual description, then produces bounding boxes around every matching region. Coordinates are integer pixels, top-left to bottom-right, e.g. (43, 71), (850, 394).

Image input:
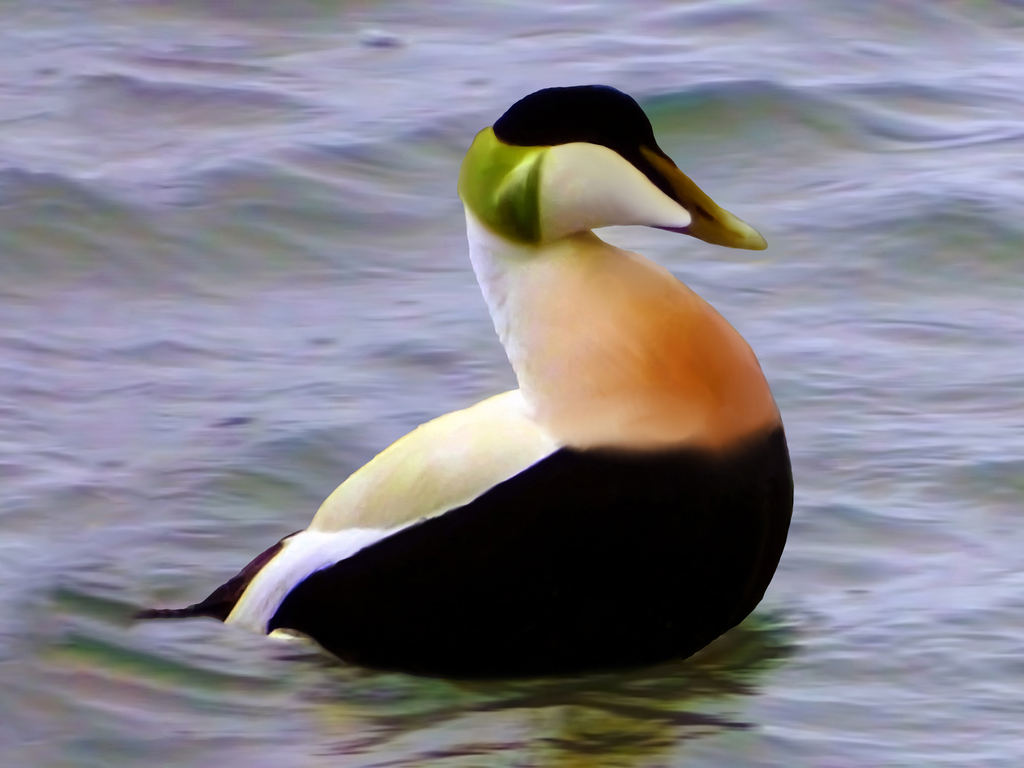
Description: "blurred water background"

(1, 1), (1023, 765)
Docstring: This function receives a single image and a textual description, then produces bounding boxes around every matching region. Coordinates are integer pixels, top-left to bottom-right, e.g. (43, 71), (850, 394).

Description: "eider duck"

(139, 85), (793, 678)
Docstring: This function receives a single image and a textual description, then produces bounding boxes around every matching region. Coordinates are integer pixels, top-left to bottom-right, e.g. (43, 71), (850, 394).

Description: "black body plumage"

(269, 427), (792, 678)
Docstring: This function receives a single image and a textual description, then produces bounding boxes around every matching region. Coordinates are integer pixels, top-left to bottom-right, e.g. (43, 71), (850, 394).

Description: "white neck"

(465, 209), (780, 450)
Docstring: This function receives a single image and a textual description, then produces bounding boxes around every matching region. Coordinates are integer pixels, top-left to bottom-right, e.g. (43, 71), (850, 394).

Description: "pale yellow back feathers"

(308, 390), (558, 533)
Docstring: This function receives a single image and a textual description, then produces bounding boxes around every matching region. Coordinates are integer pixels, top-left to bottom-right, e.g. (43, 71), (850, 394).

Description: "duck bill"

(641, 146), (767, 251)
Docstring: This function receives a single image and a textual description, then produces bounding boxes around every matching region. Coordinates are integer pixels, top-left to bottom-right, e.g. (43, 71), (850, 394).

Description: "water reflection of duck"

(306, 612), (795, 766)
(139, 85), (793, 679)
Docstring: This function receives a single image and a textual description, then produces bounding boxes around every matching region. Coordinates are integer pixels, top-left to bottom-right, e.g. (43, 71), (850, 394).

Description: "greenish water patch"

(644, 81), (864, 163)
(47, 631), (278, 694)
(870, 208), (1024, 289)
(50, 585), (140, 629)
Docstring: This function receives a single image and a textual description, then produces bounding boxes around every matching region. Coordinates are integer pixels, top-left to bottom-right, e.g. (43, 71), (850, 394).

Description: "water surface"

(2, 1), (1023, 765)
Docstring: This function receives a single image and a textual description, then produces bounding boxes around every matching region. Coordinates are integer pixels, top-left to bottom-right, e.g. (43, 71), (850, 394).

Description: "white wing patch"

(226, 528), (401, 632)
(226, 389), (560, 632)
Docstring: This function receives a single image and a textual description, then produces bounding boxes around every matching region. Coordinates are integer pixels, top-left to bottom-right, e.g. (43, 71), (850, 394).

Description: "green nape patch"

(457, 127), (545, 244)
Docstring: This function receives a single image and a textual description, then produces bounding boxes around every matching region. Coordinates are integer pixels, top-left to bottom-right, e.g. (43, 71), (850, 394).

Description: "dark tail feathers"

(134, 531), (299, 623)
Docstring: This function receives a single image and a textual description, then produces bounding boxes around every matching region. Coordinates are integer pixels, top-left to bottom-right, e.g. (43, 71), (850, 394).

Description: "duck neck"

(466, 209), (593, 386)
(464, 209), (780, 451)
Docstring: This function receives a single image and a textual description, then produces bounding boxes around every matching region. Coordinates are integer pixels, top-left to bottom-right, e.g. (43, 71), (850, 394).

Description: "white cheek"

(539, 143), (691, 239)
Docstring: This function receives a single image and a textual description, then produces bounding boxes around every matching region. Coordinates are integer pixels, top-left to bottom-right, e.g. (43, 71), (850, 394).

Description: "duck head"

(458, 85), (766, 249)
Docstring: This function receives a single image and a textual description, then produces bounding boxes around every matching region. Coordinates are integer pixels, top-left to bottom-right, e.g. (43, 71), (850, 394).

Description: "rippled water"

(2, 1), (1023, 765)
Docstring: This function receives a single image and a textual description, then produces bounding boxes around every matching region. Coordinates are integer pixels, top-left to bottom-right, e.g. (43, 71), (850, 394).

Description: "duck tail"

(135, 531), (300, 623)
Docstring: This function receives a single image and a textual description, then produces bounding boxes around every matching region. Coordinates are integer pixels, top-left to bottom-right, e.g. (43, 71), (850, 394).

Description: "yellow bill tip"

(723, 213), (768, 251)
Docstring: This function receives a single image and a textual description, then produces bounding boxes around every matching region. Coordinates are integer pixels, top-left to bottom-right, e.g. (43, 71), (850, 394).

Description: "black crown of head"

(494, 86), (655, 150)
(493, 85), (672, 199)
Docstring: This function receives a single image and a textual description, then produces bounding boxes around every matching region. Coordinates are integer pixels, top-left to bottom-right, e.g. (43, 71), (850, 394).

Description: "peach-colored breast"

(507, 235), (780, 451)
